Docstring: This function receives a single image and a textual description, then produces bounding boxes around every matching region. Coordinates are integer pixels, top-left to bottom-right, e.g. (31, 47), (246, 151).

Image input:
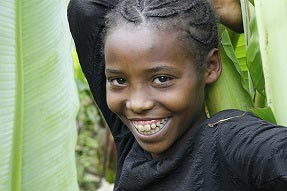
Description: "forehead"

(104, 25), (193, 64)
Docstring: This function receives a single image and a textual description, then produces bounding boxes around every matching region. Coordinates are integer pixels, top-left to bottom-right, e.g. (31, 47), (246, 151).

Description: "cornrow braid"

(119, 0), (144, 23)
(105, 0), (219, 71)
(145, 0), (200, 18)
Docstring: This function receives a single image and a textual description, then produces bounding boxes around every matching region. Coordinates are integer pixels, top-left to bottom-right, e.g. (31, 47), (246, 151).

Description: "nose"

(126, 90), (154, 114)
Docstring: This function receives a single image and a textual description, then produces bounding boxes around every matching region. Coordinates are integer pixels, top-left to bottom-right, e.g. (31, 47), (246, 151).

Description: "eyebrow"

(105, 69), (123, 74)
(146, 66), (177, 73)
(105, 66), (177, 74)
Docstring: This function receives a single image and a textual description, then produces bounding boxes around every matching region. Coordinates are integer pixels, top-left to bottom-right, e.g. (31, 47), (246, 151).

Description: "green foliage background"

(1, 0), (287, 191)
(73, 52), (116, 191)
(0, 1), (79, 190)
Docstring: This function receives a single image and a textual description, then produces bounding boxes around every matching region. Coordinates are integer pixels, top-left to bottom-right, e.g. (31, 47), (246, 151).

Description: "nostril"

(126, 99), (154, 114)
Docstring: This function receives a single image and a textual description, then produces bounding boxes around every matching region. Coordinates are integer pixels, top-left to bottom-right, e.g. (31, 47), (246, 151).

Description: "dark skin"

(103, 0), (242, 160)
(209, 0), (243, 33)
(105, 26), (221, 159)
(103, 0), (241, 159)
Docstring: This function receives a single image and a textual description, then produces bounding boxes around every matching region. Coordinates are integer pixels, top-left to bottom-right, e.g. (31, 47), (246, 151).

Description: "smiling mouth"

(130, 117), (169, 135)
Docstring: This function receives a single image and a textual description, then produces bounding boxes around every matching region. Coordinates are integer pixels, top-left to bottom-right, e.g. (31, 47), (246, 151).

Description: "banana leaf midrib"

(11, 1), (23, 191)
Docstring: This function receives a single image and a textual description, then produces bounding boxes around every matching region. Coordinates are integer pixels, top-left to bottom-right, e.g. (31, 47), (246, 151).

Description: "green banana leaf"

(206, 29), (253, 115)
(0, 1), (79, 191)
(246, 11), (265, 97)
(249, 107), (276, 124)
(254, 0), (287, 126)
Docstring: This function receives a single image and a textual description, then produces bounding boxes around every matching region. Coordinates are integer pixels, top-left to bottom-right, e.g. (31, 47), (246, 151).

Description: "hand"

(209, 0), (243, 33)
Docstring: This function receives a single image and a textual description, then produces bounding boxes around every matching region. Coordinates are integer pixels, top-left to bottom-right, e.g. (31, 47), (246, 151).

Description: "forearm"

(209, 0), (243, 33)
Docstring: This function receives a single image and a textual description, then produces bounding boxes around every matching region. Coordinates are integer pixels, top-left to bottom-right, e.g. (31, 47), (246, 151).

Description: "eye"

(108, 77), (127, 87)
(153, 76), (173, 86)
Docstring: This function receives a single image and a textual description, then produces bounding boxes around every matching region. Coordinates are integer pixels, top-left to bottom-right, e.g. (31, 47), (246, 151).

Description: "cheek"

(158, 84), (205, 113)
(106, 91), (124, 114)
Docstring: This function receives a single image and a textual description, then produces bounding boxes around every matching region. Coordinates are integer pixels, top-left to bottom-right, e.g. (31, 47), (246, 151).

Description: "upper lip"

(128, 117), (168, 121)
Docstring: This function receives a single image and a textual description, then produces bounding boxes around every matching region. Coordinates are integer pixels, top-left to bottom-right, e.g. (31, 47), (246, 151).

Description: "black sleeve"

(218, 110), (287, 190)
(67, 0), (131, 140)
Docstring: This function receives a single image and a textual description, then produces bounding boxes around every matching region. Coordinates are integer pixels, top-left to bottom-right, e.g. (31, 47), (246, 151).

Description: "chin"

(139, 141), (173, 158)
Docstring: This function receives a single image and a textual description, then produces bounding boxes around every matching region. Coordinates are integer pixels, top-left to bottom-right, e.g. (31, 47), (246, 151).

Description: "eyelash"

(107, 77), (127, 87)
(152, 75), (173, 86)
(107, 75), (174, 88)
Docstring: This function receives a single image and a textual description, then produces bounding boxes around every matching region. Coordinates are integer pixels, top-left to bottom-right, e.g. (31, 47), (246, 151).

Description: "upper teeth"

(132, 118), (168, 135)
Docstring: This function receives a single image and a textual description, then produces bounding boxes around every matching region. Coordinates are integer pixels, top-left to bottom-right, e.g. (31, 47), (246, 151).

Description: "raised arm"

(67, 0), (132, 139)
(209, 0), (243, 33)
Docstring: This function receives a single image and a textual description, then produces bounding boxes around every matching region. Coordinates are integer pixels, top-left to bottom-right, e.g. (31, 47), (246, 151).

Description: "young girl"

(68, 0), (287, 190)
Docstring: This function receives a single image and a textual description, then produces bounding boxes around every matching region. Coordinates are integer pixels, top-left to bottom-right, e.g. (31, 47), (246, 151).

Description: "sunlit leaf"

(0, 1), (79, 190)
(249, 107), (276, 124)
(206, 30), (253, 115)
(246, 12), (265, 96)
(254, 0), (287, 126)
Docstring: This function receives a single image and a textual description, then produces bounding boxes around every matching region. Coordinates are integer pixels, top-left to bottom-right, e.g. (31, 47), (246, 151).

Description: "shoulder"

(211, 109), (287, 189)
(211, 109), (287, 157)
(213, 109), (286, 146)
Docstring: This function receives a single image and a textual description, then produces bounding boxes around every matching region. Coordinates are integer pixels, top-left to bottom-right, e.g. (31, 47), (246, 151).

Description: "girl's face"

(105, 26), (214, 159)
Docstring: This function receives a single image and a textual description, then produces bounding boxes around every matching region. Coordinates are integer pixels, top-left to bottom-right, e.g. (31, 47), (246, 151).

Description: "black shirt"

(67, 0), (287, 190)
(104, 109), (287, 191)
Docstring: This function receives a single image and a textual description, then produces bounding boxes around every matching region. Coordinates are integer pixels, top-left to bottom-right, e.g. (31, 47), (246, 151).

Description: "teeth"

(138, 125), (144, 131)
(144, 124), (151, 131)
(132, 117), (169, 135)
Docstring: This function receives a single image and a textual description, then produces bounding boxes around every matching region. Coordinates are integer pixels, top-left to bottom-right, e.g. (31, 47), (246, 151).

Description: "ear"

(204, 48), (222, 84)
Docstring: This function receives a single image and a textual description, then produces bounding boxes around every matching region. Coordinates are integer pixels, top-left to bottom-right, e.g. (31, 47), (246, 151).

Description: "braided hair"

(104, 0), (219, 71)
